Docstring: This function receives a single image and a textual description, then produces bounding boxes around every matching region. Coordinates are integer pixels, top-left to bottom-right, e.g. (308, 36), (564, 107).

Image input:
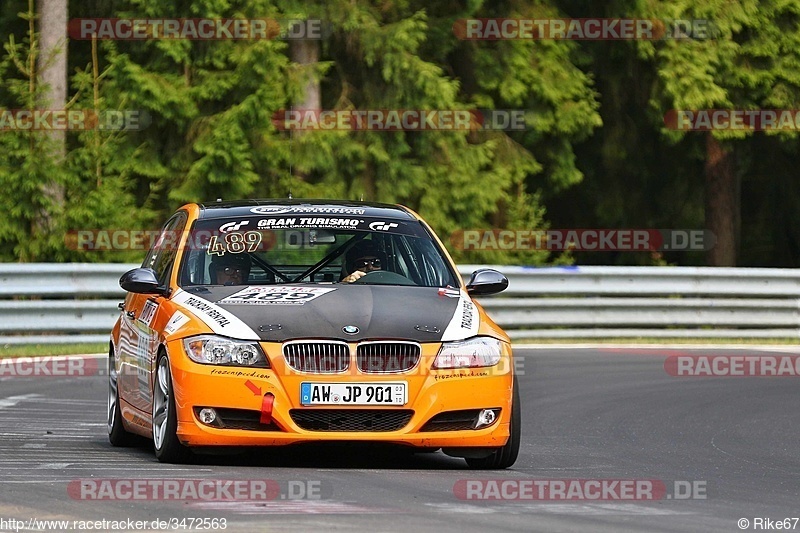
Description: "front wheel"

(152, 353), (191, 463)
(465, 379), (521, 470)
(108, 351), (137, 447)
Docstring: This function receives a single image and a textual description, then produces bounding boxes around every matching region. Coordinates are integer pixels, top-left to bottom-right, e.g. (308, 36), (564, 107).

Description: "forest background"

(2, 0), (798, 267)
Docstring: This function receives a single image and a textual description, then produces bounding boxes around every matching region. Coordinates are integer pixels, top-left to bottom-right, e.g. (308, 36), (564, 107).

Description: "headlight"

(433, 337), (502, 369)
(183, 335), (269, 367)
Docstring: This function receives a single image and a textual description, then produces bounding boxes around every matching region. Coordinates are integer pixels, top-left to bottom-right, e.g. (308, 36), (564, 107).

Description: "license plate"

(300, 382), (407, 406)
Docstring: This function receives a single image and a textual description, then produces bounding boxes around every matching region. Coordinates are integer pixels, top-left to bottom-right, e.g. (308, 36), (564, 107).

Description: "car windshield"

(178, 215), (459, 288)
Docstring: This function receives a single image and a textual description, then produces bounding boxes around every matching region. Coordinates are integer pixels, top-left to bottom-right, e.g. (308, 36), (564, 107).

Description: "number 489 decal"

(207, 231), (262, 255)
(219, 286), (336, 305)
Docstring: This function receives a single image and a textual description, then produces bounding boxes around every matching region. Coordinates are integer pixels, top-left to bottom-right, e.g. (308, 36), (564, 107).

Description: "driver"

(210, 253), (251, 285)
(342, 240), (384, 283)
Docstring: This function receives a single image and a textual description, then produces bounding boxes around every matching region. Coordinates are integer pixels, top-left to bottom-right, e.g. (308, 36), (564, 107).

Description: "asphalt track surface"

(1, 346), (799, 532)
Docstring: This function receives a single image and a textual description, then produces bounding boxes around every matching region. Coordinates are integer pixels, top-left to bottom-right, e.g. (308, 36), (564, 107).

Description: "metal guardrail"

(0, 263), (130, 298)
(1, 264), (799, 344)
(465, 265), (800, 339)
(0, 263), (139, 345)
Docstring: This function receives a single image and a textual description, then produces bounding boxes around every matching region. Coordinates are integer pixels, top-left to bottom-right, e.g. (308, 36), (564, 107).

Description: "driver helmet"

(345, 240), (386, 275)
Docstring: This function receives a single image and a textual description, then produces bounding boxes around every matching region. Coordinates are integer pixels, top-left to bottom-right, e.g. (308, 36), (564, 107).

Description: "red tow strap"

(260, 393), (275, 425)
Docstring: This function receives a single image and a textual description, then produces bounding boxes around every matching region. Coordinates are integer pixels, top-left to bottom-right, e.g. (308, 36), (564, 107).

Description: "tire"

(465, 379), (521, 470)
(108, 350), (137, 447)
(152, 352), (191, 463)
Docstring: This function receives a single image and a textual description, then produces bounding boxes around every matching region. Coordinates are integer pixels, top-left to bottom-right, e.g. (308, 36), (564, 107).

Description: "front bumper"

(167, 339), (513, 449)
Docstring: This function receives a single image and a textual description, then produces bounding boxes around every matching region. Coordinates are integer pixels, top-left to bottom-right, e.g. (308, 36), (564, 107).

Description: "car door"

(118, 212), (187, 413)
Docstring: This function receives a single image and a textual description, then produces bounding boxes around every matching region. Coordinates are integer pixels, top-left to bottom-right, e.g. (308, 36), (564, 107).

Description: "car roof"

(196, 199), (418, 221)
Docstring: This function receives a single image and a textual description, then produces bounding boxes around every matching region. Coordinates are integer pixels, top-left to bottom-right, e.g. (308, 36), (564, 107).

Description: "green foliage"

(61, 53), (154, 263)
(23, 0), (800, 266)
(0, 6), (64, 261)
(640, 0), (800, 141)
(0, 0), (602, 266)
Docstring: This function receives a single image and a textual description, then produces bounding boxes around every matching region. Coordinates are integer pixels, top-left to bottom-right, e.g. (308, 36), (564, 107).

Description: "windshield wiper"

(186, 286), (211, 293)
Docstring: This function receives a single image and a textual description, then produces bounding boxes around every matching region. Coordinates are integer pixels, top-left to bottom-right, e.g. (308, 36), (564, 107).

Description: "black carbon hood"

(179, 284), (467, 342)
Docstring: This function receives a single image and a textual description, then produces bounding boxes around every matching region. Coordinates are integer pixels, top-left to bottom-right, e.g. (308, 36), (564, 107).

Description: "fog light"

(198, 408), (217, 425)
(475, 409), (499, 428)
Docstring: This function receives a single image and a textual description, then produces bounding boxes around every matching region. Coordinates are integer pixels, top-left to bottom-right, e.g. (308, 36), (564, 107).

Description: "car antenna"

(288, 105), (294, 182)
(288, 190), (293, 199)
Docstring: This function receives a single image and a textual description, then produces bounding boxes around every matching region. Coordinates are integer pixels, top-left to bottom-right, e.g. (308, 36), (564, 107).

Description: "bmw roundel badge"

(342, 325), (359, 335)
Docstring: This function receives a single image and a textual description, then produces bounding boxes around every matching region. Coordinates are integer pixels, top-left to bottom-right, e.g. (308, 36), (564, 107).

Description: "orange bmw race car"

(109, 200), (519, 468)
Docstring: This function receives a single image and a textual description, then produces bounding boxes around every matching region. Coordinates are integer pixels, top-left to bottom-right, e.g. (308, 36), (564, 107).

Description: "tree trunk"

(289, 38), (320, 111)
(36, 0), (68, 210)
(704, 133), (738, 266)
(288, 36), (319, 185)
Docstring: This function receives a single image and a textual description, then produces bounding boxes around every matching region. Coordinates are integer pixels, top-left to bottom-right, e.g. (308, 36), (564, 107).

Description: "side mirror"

(466, 268), (509, 296)
(120, 268), (164, 295)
